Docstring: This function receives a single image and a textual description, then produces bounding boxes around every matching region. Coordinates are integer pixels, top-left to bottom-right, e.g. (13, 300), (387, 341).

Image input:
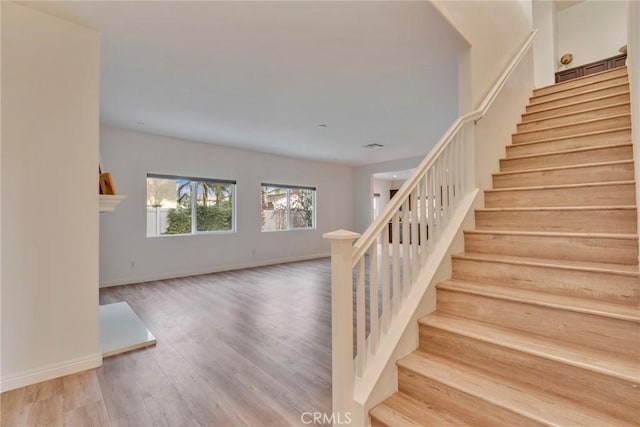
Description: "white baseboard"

(0, 353), (103, 392)
(99, 253), (330, 288)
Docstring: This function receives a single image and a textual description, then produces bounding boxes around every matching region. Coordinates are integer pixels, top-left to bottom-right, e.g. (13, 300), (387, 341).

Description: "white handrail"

(324, 29), (537, 426)
(351, 30), (537, 265)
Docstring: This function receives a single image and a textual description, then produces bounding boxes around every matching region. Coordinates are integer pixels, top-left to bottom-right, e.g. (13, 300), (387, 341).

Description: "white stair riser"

(531, 77), (629, 104)
(513, 116), (631, 144)
(397, 367), (539, 427)
(518, 104), (630, 132)
(464, 232), (638, 265)
(475, 209), (638, 234)
(436, 290), (639, 357)
(532, 68), (628, 97)
(501, 144), (633, 171)
(485, 183), (636, 208)
(419, 325), (639, 424)
(451, 256), (639, 305)
(526, 84), (629, 113)
(493, 162), (635, 188)
(523, 93), (630, 122)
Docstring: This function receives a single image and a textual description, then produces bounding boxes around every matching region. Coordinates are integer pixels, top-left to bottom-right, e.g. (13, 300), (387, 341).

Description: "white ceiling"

(27, 1), (466, 166)
(374, 169), (415, 182)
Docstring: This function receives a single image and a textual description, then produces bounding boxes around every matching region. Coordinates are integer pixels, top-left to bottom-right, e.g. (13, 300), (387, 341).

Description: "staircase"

(370, 66), (640, 426)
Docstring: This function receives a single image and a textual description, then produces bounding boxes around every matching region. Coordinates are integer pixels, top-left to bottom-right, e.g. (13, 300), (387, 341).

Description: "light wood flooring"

(1, 259), (333, 426)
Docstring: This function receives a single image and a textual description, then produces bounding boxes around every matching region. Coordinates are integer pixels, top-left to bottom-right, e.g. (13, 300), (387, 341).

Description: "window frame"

(146, 173), (237, 237)
(260, 183), (317, 232)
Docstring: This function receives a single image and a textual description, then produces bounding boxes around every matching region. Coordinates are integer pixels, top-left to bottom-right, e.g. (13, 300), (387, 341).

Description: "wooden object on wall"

(555, 53), (627, 83)
(99, 172), (116, 195)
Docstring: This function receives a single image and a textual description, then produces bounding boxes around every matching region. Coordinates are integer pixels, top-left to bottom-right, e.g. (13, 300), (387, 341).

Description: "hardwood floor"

(1, 259), (333, 426)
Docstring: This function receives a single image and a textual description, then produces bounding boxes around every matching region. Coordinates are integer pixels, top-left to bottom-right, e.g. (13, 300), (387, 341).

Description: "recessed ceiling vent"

(363, 143), (384, 149)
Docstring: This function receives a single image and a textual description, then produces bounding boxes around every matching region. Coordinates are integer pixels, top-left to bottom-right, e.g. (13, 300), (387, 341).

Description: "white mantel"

(99, 194), (126, 212)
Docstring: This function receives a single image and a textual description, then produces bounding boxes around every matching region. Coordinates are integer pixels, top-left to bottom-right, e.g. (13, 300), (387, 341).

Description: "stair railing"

(324, 30), (537, 424)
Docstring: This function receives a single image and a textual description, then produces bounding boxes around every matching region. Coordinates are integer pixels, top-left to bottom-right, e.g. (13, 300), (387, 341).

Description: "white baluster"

(381, 227), (391, 332)
(392, 212), (401, 314)
(434, 159), (442, 240)
(402, 198), (410, 298)
(442, 147), (450, 226)
(369, 242), (379, 353)
(411, 186), (419, 281)
(460, 126), (467, 196)
(466, 122), (476, 192)
(356, 259), (366, 377)
(453, 133), (460, 207)
(427, 167), (435, 253)
(420, 174), (428, 266)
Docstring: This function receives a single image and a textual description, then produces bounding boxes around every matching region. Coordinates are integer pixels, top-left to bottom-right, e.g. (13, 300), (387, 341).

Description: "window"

(261, 184), (316, 231)
(147, 174), (235, 237)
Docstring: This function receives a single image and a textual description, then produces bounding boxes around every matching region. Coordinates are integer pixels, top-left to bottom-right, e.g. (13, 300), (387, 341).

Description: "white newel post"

(323, 229), (361, 426)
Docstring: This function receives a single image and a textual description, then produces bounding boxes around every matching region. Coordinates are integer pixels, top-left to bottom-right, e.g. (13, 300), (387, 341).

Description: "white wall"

(433, 0), (533, 109)
(628, 0), (640, 260)
(475, 50), (535, 197)
(372, 179), (391, 219)
(99, 126), (355, 286)
(390, 180), (405, 190)
(356, 0), (534, 232)
(354, 156), (423, 233)
(1, 2), (101, 391)
(557, 0), (627, 68)
(428, 0), (535, 193)
(533, 0), (557, 87)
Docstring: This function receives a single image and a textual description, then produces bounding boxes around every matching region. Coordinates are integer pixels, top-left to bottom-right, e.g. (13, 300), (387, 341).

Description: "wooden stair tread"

(397, 352), (635, 427)
(502, 142), (633, 162)
(452, 252), (640, 276)
(420, 312), (640, 382)
(465, 228), (638, 240)
(437, 279), (640, 323)
(530, 78), (629, 103)
(522, 93), (631, 119)
(493, 159), (633, 177)
(519, 102), (630, 126)
(509, 126), (632, 147)
(513, 113), (630, 136)
(485, 179), (636, 193)
(371, 393), (470, 427)
(476, 205), (637, 212)
(534, 71), (627, 91)
(526, 87), (630, 116)
(533, 66), (627, 94)
(528, 81), (629, 108)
